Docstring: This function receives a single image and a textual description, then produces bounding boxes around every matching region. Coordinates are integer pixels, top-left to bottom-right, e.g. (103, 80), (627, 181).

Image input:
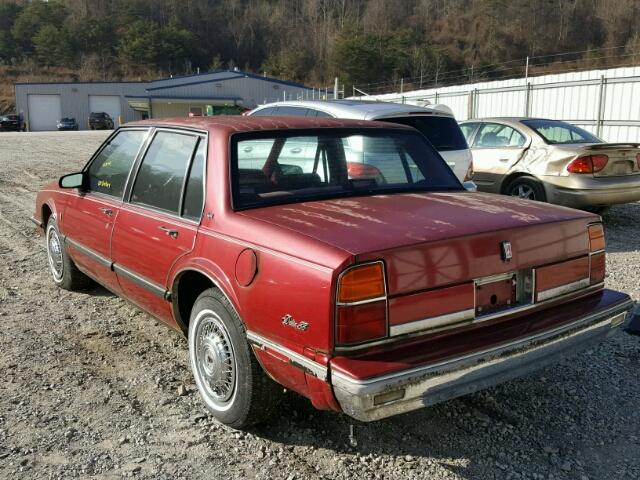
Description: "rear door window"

(459, 123), (480, 143)
(130, 131), (199, 214)
(275, 106), (309, 116)
(87, 129), (148, 198)
(473, 123), (526, 148)
(387, 116), (468, 151)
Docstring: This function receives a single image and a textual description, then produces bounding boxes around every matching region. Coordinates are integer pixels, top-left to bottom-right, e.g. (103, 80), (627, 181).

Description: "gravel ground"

(0, 131), (638, 480)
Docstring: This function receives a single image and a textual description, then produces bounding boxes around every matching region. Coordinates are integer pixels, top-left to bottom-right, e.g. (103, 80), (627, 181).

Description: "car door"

(470, 122), (529, 192)
(110, 129), (206, 325)
(62, 128), (149, 293)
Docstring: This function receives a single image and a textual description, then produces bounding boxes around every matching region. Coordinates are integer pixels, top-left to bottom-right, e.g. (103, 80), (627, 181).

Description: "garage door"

(27, 95), (62, 131)
(89, 95), (122, 127)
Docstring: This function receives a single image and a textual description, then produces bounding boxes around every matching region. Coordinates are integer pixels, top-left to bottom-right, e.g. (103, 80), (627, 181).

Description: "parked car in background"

(88, 112), (114, 130)
(0, 114), (25, 132)
(248, 100), (474, 182)
(459, 118), (640, 209)
(33, 116), (633, 428)
(57, 117), (78, 131)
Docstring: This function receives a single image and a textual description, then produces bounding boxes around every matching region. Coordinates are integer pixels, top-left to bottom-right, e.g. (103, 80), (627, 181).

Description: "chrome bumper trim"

(247, 331), (328, 381)
(331, 298), (633, 422)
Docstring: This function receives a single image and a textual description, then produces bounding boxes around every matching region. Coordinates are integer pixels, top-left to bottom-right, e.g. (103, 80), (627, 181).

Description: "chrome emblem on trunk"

(500, 241), (513, 262)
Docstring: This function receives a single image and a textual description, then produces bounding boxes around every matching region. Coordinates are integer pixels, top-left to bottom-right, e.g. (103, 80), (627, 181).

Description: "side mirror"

(59, 172), (85, 189)
(462, 181), (477, 192)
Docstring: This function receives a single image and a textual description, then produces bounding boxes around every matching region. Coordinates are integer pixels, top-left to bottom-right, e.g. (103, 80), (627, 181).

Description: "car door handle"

(499, 158), (510, 162)
(159, 226), (179, 238)
(99, 207), (113, 216)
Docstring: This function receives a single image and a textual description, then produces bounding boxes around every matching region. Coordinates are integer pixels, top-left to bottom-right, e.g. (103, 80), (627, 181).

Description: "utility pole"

(334, 77), (339, 99)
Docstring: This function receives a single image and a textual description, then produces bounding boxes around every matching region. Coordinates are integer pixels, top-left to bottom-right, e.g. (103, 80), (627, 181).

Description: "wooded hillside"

(1, 0), (639, 111)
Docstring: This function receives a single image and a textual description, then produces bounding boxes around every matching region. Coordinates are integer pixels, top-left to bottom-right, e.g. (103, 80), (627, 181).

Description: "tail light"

(636, 152), (640, 169)
(567, 154), (608, 174)
(588, 223), (605, 251)
(336, 262), (387, 345)
(463, 159), (474, 181)
(588, 223), (606, 284)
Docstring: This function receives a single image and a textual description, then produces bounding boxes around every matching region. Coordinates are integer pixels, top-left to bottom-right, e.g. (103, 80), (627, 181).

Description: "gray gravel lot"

(0, 131), (639, 480)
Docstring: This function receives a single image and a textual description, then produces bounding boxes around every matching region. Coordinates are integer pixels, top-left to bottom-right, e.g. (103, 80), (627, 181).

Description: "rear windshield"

(521, 119), (602, 144)
(231, 128), (462, 210)
(385, 116), (468, 151)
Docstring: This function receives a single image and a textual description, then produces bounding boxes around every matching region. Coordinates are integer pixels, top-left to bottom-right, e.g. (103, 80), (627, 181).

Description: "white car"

(248, 100), (473, 182)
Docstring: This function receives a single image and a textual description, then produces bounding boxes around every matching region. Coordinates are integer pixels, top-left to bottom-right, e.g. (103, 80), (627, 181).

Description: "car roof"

(126, 115), (414, 135)
(250, 100), (454, 120)
(461, 117), (554, 124)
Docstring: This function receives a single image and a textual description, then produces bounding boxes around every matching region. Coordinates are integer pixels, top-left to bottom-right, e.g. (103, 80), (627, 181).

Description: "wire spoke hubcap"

(46, 227), (64, 281)
(195, 316), (236, 404)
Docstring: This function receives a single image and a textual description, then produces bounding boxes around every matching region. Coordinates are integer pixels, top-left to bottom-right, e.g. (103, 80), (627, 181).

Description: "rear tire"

(505, 177), (547, 202)
(188, 288), (283, 428)
(45, 219), (93, 291)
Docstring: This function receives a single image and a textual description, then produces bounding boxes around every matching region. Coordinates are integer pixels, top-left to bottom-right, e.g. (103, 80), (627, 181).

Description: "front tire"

(506, 177), (547, 202)
(45, 219), (93, 291)
(188, 288), (283, 428)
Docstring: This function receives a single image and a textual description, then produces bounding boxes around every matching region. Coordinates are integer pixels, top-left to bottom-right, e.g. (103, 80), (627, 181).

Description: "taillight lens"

(337, 301), (387, 344)
(590, 252), (605, 284)
(338, 263), (385, 303)
(636, 152), (640, 169)
(336, 262), (387, 345)
(588, 223), (605, 285)
(567, 154), (608, 174)
(463, 160), (474, 181)
(588, 223), (605, 251)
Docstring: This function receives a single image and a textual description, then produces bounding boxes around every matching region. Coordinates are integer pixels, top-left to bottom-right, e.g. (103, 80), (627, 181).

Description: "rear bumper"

(542, 175), (640, 208)
(331, 293), (633, 422)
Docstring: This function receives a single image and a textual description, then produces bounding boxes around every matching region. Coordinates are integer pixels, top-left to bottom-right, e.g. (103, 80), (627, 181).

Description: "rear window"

(521, 119), (602, 144)
(231, 128), (462, 210)
(385, 116), (468, 151)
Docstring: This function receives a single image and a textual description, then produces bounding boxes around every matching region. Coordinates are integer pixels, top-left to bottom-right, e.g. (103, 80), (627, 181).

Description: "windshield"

(385, 115), (468, 151)
(231, 128), (462, 210)
(521, 119), (602, 144)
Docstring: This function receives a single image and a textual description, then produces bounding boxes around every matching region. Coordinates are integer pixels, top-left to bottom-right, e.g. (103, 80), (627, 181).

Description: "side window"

(473, 123), (525, 148)
(314, 110), (333, 118)
(131, 131), (198, 214)
(459, 123), (479, 143)
(251, 107), (276, 116)
(87, 129), (147, 198)
(276, 106), (308, 116)
(182, 140), (206, 221)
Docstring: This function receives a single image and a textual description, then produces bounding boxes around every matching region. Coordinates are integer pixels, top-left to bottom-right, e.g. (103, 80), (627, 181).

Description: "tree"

(11, 0), (67, 55)
(33, 25), (73, 67)
(0, 1), (22, 62)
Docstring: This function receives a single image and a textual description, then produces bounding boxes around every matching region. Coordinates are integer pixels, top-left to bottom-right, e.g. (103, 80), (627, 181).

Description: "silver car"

(248, 100), (473, 182)
(460, 117), (640, 209)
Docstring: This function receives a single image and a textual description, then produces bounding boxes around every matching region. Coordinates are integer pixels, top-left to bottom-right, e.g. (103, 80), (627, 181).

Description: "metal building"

(14, 70), (313, 131)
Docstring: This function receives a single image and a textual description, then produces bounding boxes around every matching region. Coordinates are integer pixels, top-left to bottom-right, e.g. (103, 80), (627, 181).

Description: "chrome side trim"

(113, 263), (167, 299)
(537, 277), (591, 302)
(30, 216), (43, 228)
(65, 235), (170, 300)
(246, 331), (328, 381)
(334, 282), (606, 353)
(390, 308), (475, 336)
(65, 237), (112, 269)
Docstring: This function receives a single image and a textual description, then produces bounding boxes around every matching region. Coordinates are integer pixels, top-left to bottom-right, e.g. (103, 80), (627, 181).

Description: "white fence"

(357, 66), (640, 143)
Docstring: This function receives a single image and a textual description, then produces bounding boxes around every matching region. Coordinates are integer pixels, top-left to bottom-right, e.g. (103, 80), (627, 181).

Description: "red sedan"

(32, 116), (633, 428)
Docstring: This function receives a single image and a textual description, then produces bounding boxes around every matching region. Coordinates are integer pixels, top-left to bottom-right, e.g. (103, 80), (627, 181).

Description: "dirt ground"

(0, 131), (638, 480)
